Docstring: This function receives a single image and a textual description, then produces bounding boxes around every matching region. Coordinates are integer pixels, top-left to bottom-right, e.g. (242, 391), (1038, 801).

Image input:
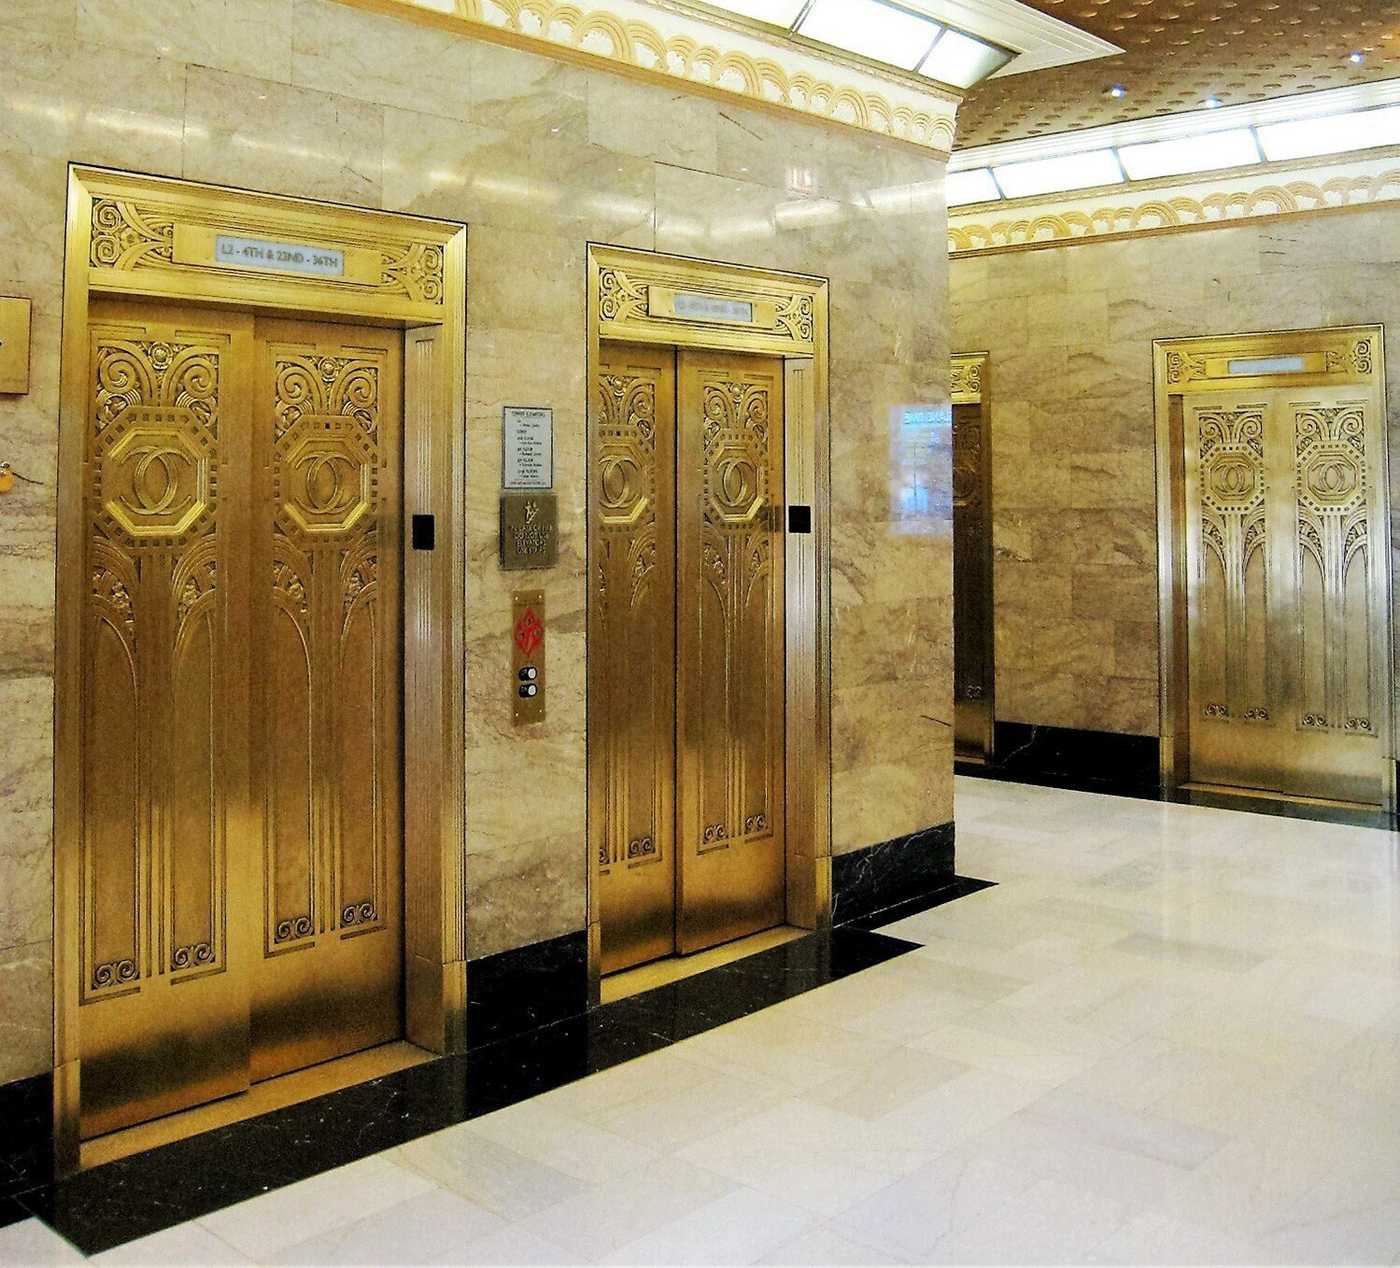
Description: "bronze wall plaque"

(500, 493), (558, 570)
(0, 296), (32, 394)
(512, 590), (546, 725)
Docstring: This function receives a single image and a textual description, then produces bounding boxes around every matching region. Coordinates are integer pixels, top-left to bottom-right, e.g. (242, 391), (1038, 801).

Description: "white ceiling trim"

(901, 0), (1122, 76)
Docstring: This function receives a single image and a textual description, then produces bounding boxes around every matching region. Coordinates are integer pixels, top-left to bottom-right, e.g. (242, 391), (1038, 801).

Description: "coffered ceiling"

(956, 0), (1400, 147)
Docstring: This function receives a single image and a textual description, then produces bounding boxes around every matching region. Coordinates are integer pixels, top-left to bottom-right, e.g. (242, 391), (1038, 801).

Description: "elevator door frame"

(1152, 324), (1396, 811)
(951, 352), (994, 765)
(585, 244), (832, 999)
(53, 166), (469, 1171)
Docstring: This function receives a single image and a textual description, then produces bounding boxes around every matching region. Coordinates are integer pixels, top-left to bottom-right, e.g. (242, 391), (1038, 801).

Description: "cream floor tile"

(89, 1222), (250, 1265)
(909, 1020), (1099, 1084)
(830, 1148), (1042, 1261)
(522, 1156), (736, 1261)
(922, 1176), (1133, 1265)
(389, 1122), (592, 1221)
(0, 1219), (85, 1266)
(457, 1097), (661, 1182)
(592, 1067), (789, 1153)
(800, 1045), (969, 1119)
(756, 1223), (908, 1265)
(266, 1187), (506, 1266)
(195, 1156), (434, 1261)
(882, 1066), (1056, 1154)
(1086, 1211), (1271, 1265)
(1019, 1087), (1229, 1169)
(439, 1224), (583, 1266)
(601, 1185), (817, 1265)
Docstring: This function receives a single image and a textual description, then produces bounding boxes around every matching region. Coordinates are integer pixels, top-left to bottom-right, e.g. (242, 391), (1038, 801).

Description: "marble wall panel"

(951, 206), (1400, 737)
(0, 0), (953, 1082)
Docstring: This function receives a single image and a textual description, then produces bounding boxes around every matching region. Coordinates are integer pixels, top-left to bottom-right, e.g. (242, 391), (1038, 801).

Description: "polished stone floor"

(8, 776), (1400, 1265)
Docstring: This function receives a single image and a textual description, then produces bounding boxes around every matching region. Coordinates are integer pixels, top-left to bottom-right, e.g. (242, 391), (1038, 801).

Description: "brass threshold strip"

(80, 1041), (433, 1171)
(1181, 782), (1382, 813)
(601, 926), (808, 1004)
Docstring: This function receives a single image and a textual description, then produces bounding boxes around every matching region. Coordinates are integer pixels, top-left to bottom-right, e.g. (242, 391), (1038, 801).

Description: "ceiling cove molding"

(902, 0), (1121, 77)
(336, 0), (961, 156)
(948, 148), (1400, 255)
(951, 79), (1400, 172)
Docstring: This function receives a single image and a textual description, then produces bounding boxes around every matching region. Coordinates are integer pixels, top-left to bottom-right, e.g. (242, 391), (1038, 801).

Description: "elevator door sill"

(80, 1041), (432, 1171)
(601, 925), (808, 1004)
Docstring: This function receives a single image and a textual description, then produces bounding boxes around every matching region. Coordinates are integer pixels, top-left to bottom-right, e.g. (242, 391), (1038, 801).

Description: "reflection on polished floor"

(8, 776), (1400, 1265)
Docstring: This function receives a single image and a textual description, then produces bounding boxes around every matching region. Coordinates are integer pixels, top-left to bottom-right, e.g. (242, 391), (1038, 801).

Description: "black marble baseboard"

(465, 930), (590, 1050)
(831, 821), (956, 927)
(15, 925), (925, 1255)
(960, 722), (1160, 799)
(0, 1072), (52, 1229)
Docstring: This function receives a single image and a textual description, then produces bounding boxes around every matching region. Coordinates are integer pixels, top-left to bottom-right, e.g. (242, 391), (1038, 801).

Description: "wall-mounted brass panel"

(1154, 325), (1394, 812)
(0, 296), (31, 394)
(499, 493), (558, 570)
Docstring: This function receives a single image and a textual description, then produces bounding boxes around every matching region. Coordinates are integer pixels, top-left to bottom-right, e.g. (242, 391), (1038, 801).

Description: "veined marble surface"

(0, 0), (952, 1073)
(9, 777), (1400, 1264)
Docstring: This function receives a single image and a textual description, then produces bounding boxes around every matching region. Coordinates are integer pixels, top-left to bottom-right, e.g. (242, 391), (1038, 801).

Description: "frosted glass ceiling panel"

(947, 168), (1002, 205)
(699, 0), (809, 25)
(993, 149), (1122, 198)
(798, 0), (942, 72)
(921, 29), (1012, 89)
(1258, 104), (1400, 161)
(1118, 129), (1260, 180)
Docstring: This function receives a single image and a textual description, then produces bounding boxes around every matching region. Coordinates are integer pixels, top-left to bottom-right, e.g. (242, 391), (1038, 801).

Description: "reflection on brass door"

(953, 401), (994, 762)
(592, 343), (677, 975)
(78, 301), (256, 1137)
(1184, 387), (1390, 803)
(592, 344), (786, 972)
(251, 320), (403, 1080)
(677, 349), (785, 955)
(77, 302), (403, 1138)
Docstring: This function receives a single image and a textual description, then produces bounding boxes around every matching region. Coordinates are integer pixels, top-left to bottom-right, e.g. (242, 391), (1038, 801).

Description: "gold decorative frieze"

(949, 152), (1400, 256)
(81, 169), (456, 321)
(951, 353), (986, 404)
(339, 0), (959, 156)
(590, 246), (826, 357)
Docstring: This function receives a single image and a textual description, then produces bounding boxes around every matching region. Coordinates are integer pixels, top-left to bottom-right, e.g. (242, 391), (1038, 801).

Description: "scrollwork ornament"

(171, 942), (214, 970)
(92, 958), (138, 989)
(274, 915), (314, 943)
(597, 267), (648, 323)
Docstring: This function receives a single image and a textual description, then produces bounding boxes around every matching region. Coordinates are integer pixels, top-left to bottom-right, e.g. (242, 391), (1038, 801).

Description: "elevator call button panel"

(512, 590), (546, 725)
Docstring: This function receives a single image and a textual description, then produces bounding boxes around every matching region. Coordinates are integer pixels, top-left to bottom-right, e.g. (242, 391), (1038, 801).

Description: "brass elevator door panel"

(250, 318), (404, 1081)
(952, 401), (994, 762)
(1184, 388), (1390, 804)
(592, 343), (678, 975)
(76, 303), (405, 1139)
(78, 300), (256, 1138)
(676, 349), (786, 954)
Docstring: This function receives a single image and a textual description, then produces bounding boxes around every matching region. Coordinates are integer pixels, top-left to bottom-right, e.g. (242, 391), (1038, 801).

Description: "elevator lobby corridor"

(5, 777), (1398, 1266)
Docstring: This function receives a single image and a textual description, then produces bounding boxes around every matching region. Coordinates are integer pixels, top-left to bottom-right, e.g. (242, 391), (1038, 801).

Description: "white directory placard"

(214, 235), (346, 278)
(672, 292), (754, 323)
(503, 406), (554, 490)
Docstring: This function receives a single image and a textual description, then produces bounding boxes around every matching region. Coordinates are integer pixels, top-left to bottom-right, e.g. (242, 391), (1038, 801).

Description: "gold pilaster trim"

(950, 154), (1400, 257)
(951, 352), (986, 404)
(332, 0), (958, 157)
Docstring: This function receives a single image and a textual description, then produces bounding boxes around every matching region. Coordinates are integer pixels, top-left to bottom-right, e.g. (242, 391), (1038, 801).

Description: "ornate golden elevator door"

(593, 343), (786, 974)
(1184, 387), (1390, 804)
(77, 300), (403, 1138)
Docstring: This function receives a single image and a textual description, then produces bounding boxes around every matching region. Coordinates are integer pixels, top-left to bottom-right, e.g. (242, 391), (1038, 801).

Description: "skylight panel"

(992, 150), (1123, 199)
(1118, 129), (1260, 181)
(947, 168), (1002, 206)
(920, 29), (1013, 89)
(699, 0), (809, 25)
(1257, 104), (1400, 162)
(797, 0), (942, 72)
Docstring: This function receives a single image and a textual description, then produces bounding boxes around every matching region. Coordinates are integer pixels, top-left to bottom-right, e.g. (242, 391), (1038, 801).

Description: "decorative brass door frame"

(951, 353), (994, 764)
(585, 245), (831, 996)
(54, 167), (468, 1170)
(1153, 325), (1396, 810)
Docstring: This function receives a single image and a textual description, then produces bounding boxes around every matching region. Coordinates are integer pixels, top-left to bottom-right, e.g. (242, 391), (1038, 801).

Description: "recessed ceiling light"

(1105, 83), (1128, 99)
(946, 168), (1002, 206)
(1257, 102), (1400, 161)
(920, 28), (1013, 89)
(1203, 96), (1223, 110)
(797, 0), (943, 73)
(1118, 129), (1260, 180)
(1349, 50), (1366, 64)
(993, 149), (1124, 198)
